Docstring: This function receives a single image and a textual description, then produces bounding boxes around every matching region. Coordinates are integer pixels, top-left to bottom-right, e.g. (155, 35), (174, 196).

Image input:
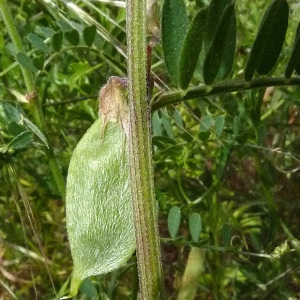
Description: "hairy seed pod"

(64, 77), (135, 297)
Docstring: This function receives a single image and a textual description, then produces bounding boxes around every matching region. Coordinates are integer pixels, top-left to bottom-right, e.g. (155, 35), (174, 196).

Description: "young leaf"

(7, 131), (33, 151)
(199, 131), (210, 142)
(200, 115), (214, 132)
(36, 26), (55, 38)
(83, 25), (96, 47)
(162, 0), (188, 86)
(189, 213), (202, 242)
(244, 0), (289, 81)
(27, 33), (49, 54)
(33, 55), (45, 70)
(2, 102), (22, 123)
(8, 122), (24, 136)
(23, 118), (49, 148)
(16, 52), (37, 73)
(179, 8), (207, 89)
(285, 22), (300, 78)
(203, 2), (236, 85)
(152, 111), (162, 136)
(52, 31), (63, 52)
(215, 115), (225, 138)
(168, 206), (181, 239)
(65, 29), (80, 46)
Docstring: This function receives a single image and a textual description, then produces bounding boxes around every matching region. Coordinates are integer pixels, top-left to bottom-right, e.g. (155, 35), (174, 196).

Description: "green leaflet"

(203, 2), (236, 85)
(83, 25), (96, 47)
(285, 22), (300, 78)
(189, 213), (202, 242)
(198, 0), (229, 72)
(52, 31), (63, 52)
(204, 0), (230, 53)
(65, 29), (80, 46)
(65, 78), (135, 297)
(167, 206), (181, 239)
(16, 52), (37, 73)
(27, 33), (49, 54)
(244, 0), (289, 81)
(162, 0), (189, 86)
(179, 8), (207, 89)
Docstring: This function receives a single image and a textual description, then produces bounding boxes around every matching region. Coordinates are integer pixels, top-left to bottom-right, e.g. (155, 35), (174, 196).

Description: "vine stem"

(125, 0), (165, 299)
(151, 77), (300, 111)
(0, 0), (65, 198)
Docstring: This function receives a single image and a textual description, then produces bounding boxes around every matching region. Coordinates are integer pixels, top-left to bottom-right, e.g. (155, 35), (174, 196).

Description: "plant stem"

(0, 0), (34, 91)
(151, 77), (300, 111)
(126, 0), (165, 299)
(177, 247), (206, 300)
(0, 0), (66, 198)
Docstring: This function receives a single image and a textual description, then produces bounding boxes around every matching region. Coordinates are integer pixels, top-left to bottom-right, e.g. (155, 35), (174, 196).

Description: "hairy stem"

(126, 0), (165, 298)
(151, 77), (300, 111)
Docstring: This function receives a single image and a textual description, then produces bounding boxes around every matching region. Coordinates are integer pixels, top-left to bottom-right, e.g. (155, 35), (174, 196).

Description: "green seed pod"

(64, 77), (135, 297)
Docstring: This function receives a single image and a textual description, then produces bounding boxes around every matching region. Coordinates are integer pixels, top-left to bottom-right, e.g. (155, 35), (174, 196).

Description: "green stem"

(151, 77), (300, 111)
(0, 0), (65, 198)
(126, 0), (165, 299)
(0, 0), (33, 91)
(177, 247), (206, 300)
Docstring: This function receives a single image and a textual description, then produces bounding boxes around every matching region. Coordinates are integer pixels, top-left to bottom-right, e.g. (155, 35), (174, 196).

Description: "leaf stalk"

(151, 77), (300, 111)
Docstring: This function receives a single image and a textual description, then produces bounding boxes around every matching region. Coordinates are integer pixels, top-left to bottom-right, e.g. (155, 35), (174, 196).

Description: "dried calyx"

(99, 76), (129, 135)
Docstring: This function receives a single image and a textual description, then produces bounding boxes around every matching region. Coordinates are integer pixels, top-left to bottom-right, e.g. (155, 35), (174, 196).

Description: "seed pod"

(65, 77), (135, 297)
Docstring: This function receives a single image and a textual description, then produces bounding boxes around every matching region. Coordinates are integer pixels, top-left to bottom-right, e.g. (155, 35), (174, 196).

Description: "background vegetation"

(0, 0), (300, 299)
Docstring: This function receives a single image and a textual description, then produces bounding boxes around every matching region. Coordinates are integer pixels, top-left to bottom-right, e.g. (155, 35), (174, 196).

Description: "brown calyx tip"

(99, 76), (129, 134)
